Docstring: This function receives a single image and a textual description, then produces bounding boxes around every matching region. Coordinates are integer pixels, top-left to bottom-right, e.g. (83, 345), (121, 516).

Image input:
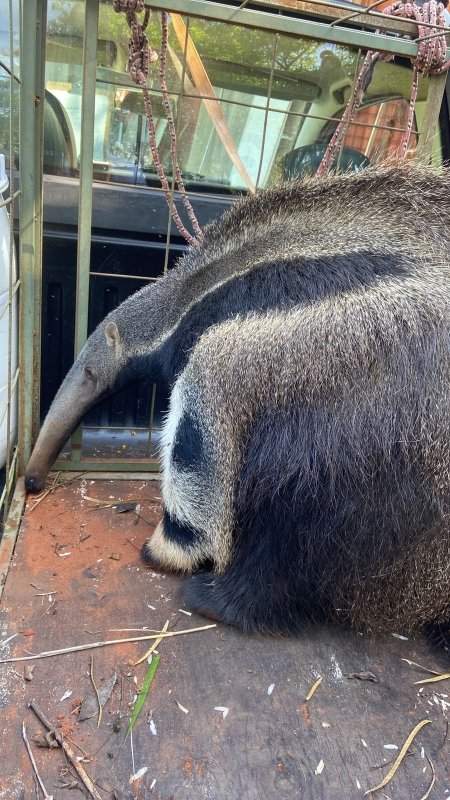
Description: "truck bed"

(0, 477), (448, 799)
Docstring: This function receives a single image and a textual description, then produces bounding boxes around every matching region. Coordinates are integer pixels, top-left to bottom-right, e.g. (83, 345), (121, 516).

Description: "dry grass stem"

(0, 624), (217, 663)
(27, 472), (83, 513)
(305, 675), (323, 701)
(401, 658), (442, 676)
(414, 673), (450, 685)
(419, 756), (436, 800)
(131, 619), (170, 666)
(364, 719), (431, 795)
(22, 722), (53, 799)
(89, 655), (102, 728)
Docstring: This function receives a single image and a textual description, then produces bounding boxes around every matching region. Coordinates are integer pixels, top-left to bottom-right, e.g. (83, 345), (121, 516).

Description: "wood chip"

(214, 706), (229, 719)
(79, 672), (117, 722)
(129, 766), (147, 784)
(115, 502), (138, 514)
(314, 759), (324, 775)
(347, 671), (378, 683)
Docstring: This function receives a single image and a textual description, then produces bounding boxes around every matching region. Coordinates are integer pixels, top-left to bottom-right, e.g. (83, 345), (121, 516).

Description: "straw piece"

(0, 624), (216, 663)
(364, 719), (431, 795)
(131, 619), (169, 666)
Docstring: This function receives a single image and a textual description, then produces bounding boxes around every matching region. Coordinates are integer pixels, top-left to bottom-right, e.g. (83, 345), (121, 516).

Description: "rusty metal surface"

(0, 476), (26, 600)
(0, 477), (448, 800)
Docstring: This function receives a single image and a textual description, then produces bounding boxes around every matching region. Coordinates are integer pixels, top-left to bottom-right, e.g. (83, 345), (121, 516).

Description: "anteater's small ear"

(105, 321), (123, 358)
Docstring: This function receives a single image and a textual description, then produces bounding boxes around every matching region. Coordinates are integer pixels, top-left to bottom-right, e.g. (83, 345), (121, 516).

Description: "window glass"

(0, 0), (20, 172)
(43, 1), (438, 193)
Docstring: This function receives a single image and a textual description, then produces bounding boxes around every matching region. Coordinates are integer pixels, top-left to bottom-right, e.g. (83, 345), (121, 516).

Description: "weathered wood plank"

(0, 478), (448, 799)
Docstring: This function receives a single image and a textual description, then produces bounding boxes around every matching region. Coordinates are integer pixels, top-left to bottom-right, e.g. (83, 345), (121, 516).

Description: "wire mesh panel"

(23, 0), (448, 475)
(0, 0), (20, 524)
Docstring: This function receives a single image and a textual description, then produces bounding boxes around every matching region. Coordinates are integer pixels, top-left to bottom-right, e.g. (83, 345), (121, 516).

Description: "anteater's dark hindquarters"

(183, 406), (450, 637)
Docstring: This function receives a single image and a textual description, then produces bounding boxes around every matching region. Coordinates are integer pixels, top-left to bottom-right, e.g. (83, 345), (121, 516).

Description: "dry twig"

(22, 722), (53, 799)
(401, 658), (442, 676)
(28, 700), (103, 800)
(364, 719), (431, 795)
(90, 655), (102, 728)
(0, 624), (216, 663)
(26, 472), (83, 513)
(419, 755), (436, 800)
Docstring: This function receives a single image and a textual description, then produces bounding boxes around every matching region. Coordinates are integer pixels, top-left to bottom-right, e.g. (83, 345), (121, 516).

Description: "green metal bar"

(33, 0), (47, 445)
(70, 0), (100, 466)
(74, 0), (100, 358)
(5, 0), (16, 495)
(145, 0), (450, 60)
(416, 72), (448, 163)
(0, 477), (26, 600)
(18, 0), (46, 474)
(54, 459), (160, 473)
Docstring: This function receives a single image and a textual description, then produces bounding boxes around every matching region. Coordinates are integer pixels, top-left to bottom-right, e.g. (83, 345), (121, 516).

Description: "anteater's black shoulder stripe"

(157, 250), (406, 381)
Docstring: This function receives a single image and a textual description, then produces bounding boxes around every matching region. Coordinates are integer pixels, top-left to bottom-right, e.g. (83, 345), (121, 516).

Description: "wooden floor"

(0, 477), (448, 800)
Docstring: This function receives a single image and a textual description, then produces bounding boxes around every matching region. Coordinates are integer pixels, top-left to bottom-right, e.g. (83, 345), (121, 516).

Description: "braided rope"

(317, 0), (450, 175)
(160, 12), (203, 240)
(113, 1), (201, 245)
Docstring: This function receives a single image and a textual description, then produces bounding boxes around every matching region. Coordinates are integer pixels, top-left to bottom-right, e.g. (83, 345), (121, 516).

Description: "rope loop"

(113, 4), (202, 245)
(383, 0), (450, 75)
(318, 0), (450, 174)
(113, 0), (145, 11)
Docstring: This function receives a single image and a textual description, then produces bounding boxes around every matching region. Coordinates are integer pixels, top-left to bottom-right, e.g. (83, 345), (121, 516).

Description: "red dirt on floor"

(0, 475), (449, 800)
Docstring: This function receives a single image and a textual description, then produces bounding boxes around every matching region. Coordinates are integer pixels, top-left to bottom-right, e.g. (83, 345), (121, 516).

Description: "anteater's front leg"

(142, 371), (234, 577)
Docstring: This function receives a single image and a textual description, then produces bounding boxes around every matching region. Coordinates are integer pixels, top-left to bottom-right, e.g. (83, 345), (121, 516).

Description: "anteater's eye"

(84, 365), (97, 382)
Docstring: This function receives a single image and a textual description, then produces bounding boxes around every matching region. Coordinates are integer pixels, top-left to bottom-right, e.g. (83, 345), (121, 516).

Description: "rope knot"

(318, 0), (450, 173)
(383, 0), (450, 76)
(113, 1), (145, 12)
(113, 0), (157, 86)
(113, 7), (203, 244)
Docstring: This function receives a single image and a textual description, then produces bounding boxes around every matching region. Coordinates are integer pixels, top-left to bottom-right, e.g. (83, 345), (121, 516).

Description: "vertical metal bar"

(70, 0), (100, 464)
(416, 72), (447, 163)
(335, 48), (363, 171)
(6, 0), (15, 489)
(18, 0), (46, 474)
(34, 0), (46, 439)
(0, 476), (26, 600)
(255, 32), (278, 188)
(74, 0), (100, 356)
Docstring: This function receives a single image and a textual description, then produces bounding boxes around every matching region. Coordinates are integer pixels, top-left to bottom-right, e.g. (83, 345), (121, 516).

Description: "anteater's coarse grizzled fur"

(25, 165), (450, 641)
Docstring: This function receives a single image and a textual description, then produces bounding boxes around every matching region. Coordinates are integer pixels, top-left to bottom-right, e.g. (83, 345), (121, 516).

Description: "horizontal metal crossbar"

(145, 0), (450, 60)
